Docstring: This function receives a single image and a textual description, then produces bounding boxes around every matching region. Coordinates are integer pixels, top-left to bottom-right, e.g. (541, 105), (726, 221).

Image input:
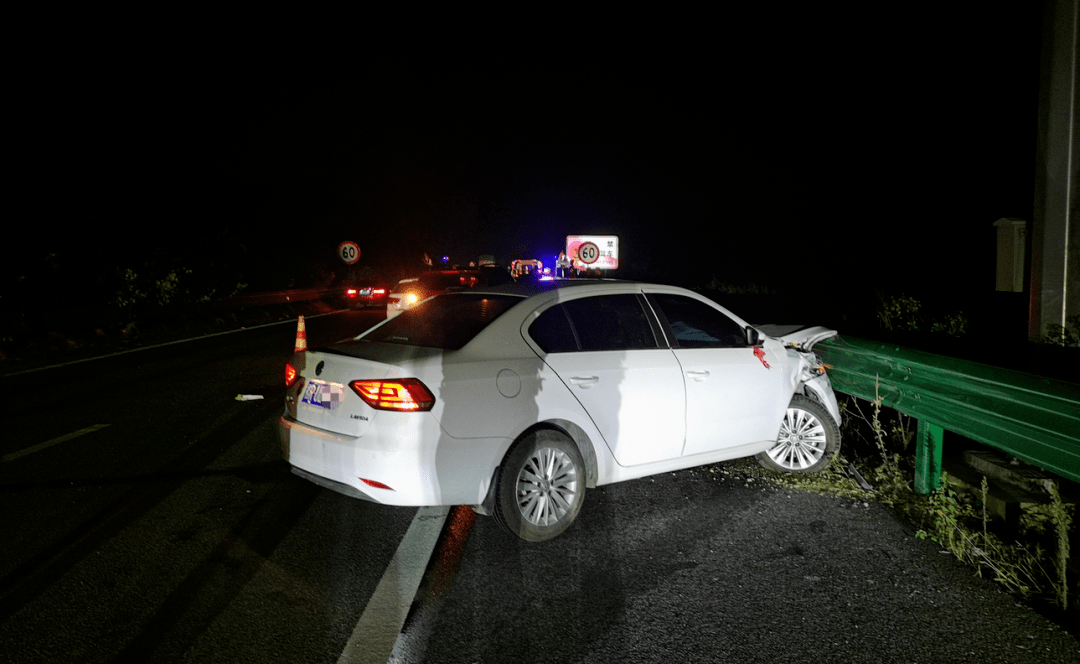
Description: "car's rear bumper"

(344, 298), (386, 309)
(278, 414), (506, 506)
(291, 466), (372, 500)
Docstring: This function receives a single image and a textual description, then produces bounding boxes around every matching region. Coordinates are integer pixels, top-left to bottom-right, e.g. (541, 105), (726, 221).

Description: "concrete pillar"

(1030, 0), (1080, 342)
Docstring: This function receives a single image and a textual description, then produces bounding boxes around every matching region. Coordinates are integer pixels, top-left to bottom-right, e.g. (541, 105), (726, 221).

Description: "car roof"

(366, 278), (756, 355)
(470, 278), (749, 324)
(446, 278), (751, 353)
(472, 278), (656, 298)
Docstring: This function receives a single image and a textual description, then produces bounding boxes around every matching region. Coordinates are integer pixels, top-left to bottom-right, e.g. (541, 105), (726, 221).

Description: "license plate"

(300, 380), (344, 410)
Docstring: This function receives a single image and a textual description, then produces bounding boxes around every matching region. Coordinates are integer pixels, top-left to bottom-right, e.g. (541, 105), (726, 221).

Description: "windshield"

(362, 293), (523, 349)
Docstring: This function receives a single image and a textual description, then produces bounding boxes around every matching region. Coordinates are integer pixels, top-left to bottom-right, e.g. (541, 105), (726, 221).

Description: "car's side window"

(563, 294), (658, 351)
(529, 294), (659, 353)
(649, 294), (747, 348)
(529, 306), (578, 353)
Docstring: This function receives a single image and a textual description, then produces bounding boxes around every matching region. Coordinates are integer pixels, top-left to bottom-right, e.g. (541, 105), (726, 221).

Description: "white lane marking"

(0, 309), (353, 378)
(1, 424), (111, 462)
(337, 506), (449, 664)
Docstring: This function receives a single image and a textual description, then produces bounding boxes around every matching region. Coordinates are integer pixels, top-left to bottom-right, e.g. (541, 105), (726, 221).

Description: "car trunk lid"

(288, 342), (442, 438)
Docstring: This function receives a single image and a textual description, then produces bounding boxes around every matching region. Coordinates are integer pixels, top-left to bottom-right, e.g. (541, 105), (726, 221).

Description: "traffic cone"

(294, 315), (308, 353)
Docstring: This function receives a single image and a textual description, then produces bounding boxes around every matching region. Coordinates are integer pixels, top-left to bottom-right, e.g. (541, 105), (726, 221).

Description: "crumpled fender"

(755, 324), (838, 351)
(804, 373), (842, 427)
(755, 325), (842, 426)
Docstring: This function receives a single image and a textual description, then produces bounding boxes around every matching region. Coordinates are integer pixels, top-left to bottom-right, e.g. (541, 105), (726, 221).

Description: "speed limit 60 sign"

(566, 235), (618, 269)
(338, 241), (360, 264)
(577, 242), (600, 264)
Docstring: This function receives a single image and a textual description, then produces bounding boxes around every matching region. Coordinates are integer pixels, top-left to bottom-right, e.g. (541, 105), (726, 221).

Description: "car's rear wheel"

(756, 394), (839, 473)
(494, 430), (585, 541)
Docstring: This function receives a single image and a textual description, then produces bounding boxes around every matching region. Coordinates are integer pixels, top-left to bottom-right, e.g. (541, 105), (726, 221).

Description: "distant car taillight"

(373, 288), (386, 295)
(346, 288), (358, 296)
(285, 363), (298, 386)
(350, 379), (435, 411)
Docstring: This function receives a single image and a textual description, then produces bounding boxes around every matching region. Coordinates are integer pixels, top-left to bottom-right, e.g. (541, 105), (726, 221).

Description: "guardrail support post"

(914, 420), (944, 494)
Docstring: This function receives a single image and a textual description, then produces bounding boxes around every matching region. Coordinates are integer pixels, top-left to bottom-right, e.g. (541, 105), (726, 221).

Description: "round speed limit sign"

(577, 242), (600, 265)
(337, 241), (360, 264)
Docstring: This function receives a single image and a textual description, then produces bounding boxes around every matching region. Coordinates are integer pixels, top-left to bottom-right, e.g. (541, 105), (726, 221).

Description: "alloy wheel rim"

(516, 447), (578, 526)
(767, 407), (827, 470)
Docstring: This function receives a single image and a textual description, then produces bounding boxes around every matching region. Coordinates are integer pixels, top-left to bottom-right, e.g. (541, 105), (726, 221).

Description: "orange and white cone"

(294, 315), (308, 353)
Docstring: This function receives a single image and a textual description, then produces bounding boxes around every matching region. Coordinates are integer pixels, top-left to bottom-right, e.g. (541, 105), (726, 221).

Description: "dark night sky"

(8, 4), (1046, 301)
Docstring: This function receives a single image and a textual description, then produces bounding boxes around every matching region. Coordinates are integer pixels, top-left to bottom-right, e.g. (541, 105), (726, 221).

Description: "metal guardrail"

(816, 335), (1080, 491)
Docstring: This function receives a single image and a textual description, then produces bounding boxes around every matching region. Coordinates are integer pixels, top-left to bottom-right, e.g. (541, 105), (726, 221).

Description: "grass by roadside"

(739, 392), (1079, 631)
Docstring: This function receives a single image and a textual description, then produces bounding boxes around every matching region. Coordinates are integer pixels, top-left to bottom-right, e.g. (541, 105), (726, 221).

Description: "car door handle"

(569, 376), (599, 388)
(685, 370), (710, 381)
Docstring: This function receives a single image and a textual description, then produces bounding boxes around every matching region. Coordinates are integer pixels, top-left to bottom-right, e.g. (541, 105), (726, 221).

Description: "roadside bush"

(876, 292), (968, 339)
(1044, 314), (1080, 348)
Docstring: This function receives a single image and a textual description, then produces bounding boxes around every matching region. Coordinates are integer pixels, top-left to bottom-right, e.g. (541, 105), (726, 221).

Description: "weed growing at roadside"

(876, 294), (922, 333)
(915, 473), (1063, 604)
(735, 453), (868, 500)
(924, 473), (977, 559)
(1043, 314), (1080, 347)
(875, 292), (968, 339)
(931, 312), (968, 338)
(1048, 482), (1073, 610)
(835, 381), (912, 509)
(752, 385), (1076, 616)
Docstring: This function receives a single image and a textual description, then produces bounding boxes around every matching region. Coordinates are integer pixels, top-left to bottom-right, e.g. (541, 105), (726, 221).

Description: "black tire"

(755, 394), (840, 473)
(493, 430), (585, 541)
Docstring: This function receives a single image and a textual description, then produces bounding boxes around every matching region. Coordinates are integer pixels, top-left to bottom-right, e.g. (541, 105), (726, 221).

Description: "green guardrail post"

(914, 420), (944, 494)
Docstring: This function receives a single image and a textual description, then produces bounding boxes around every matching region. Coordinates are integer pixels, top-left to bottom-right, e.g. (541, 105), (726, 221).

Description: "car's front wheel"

(494, 430), (585, 541)
(756, 394), (840, 473)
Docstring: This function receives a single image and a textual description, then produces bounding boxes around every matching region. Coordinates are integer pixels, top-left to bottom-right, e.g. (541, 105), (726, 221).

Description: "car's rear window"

(363, 294), (523, 349)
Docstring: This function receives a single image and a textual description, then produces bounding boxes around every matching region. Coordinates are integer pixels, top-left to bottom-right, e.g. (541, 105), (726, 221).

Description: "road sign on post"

(566, 235), (619, 270)
(338, 241), (360, 264)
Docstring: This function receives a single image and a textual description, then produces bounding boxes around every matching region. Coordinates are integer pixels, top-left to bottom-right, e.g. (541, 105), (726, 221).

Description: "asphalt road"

(1, 310), (1077, 663)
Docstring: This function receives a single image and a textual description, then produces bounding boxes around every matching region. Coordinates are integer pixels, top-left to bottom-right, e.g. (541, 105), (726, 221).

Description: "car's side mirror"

(745, 326), (762, 346)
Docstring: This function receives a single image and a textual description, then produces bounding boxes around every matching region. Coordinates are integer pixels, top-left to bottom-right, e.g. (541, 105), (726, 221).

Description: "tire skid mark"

(111, 482), (321, 663)
(0, 398), (282, 621)
(388, 505), (478, 663)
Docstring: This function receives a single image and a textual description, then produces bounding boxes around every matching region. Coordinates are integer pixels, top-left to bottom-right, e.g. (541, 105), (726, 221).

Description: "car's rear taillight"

(350, 379), (435, 411)
(373, 288), (386, 295)
(285, 363), (298, 386)
(346, 288), (358, 296)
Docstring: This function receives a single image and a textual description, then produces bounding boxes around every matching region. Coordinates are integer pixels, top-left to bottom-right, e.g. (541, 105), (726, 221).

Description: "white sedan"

(279, 280), (841, 541)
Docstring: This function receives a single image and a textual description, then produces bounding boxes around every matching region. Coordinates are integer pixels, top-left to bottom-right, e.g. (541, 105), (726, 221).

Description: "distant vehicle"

(342, 282), (389, 309)
(510, 259), (543, 279)
(386, 269), (489, 318)
(477, 264), (514, 287)
(280, 279), (841, 541)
